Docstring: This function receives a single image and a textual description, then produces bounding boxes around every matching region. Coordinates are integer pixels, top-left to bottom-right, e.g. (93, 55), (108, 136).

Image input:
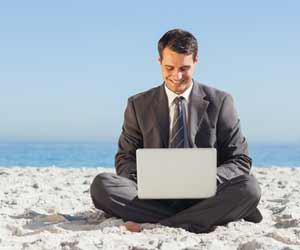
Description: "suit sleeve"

(115, 99), (143, 182)
(216, 94), (252, 182)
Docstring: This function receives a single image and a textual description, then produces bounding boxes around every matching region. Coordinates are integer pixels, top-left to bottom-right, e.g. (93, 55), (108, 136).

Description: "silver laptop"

(136, 148), (217, 199)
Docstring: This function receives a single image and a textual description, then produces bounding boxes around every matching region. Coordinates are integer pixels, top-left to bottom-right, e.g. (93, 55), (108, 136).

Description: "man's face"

(159, 47), (198, 94)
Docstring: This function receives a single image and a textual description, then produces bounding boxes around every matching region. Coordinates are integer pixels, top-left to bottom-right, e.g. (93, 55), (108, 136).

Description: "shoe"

(244, 208), (263, 223)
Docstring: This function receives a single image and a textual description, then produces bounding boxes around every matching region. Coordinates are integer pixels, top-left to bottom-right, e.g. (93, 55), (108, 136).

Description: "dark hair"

(158, 29), (198, 61)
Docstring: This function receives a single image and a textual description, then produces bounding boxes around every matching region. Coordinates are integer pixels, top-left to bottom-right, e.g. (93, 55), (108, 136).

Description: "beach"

(0, 167), (300, 250)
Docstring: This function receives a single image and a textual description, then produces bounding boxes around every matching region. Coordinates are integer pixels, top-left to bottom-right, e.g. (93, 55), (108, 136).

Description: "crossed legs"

(90, 173), (261, 233)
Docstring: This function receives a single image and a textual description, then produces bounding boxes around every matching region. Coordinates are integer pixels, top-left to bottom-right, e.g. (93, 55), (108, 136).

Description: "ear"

(194, 55), (199, 64)
(158, 56), (162, 64)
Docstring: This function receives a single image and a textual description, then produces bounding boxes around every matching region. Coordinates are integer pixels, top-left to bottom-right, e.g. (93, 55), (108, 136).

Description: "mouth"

(170, 79), (184, 85)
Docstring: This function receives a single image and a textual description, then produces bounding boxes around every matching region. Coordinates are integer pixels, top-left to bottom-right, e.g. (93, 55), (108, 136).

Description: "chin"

(175, 89), (185, 94)
(174, 85), (188, 93)
(166, 82), (183, 92)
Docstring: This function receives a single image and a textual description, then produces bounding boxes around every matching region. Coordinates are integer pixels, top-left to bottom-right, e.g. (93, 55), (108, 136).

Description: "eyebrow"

(164, 65), (191, 68)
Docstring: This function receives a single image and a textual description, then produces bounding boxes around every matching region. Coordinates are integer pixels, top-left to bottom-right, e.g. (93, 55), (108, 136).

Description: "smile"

(170, 80), (184, 84)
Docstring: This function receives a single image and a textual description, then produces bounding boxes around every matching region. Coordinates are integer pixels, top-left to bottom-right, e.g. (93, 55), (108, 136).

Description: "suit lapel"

(150, 81), (209, 147)
(189, 81), (209, 146)
(151, 84), (170, 147)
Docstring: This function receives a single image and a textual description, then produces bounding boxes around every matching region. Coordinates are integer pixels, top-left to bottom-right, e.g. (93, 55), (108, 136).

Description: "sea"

(0, 141), (299, 168)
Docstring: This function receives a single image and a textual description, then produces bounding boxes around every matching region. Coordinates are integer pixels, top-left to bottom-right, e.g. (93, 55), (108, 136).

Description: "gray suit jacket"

(115, 80), (252, 183)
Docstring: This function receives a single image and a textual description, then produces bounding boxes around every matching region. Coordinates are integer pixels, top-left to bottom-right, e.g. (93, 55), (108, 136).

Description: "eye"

(181, 66), (190, 71)
(165, 66), (173, 70)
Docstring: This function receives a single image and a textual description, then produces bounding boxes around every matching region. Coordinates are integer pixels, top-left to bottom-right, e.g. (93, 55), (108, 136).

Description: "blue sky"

(0, 1), (299, 143)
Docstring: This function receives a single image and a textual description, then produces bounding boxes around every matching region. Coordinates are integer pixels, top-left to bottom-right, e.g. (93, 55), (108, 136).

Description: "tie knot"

(174, 96), (184, 105)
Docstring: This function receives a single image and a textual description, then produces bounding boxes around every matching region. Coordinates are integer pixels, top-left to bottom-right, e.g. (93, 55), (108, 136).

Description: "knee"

(90, 172), (112, 198)
(90, 172), (114, 208)
(242, 175), (261, 203)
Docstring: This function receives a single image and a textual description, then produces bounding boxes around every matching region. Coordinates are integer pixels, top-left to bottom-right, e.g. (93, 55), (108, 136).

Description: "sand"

(0, 166), (300, 250)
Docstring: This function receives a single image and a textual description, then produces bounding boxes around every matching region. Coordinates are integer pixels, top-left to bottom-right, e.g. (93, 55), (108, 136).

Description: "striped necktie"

(169, 96), (189, 148)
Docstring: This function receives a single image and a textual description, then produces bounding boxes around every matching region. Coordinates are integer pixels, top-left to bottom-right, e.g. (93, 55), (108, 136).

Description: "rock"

(265, 231), (300, 245)
(270, 206), (286, 215)
(60, 240), (79, 248)
(10, 199), (17, 205)
(6, 225), (24, 236)
(274, 218), (300, 229)
(22, 242), (30, 248)
(237, 240), (262, 250)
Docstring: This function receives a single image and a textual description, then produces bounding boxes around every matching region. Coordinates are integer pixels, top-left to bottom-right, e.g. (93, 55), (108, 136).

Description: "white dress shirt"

(164, 81), (193, 140)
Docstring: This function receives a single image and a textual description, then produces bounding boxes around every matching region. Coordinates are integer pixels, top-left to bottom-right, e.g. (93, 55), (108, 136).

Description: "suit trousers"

(90, 173), (261, 233)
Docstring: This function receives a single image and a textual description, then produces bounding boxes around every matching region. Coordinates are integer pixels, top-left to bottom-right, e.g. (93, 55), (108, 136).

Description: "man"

(90, 29), (262, 233)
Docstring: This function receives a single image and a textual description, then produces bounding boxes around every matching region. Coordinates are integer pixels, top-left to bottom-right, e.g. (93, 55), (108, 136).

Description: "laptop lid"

(136, 148), (217, 199)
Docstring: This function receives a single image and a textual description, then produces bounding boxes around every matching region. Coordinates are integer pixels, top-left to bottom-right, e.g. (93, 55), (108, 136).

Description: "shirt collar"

(164, 80), (193, 107)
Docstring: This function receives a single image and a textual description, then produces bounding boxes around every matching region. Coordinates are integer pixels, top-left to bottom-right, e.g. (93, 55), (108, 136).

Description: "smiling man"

(90, 29), (262, 233)
(161, 46), (197, 94)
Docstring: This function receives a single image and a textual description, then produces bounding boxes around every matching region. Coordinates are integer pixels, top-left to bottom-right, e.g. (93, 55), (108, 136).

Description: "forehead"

(161, 47), (195, 66)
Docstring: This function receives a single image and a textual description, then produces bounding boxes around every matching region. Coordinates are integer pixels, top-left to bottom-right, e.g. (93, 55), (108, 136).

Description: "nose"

(172, 71), (183, 81)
